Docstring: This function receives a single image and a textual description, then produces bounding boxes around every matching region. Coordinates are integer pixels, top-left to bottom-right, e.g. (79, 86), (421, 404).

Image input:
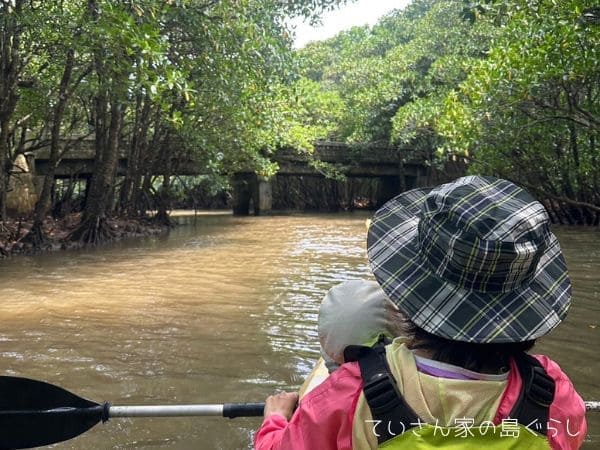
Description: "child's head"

(318, 279), (405, 368)
(367, 175), (571, 346)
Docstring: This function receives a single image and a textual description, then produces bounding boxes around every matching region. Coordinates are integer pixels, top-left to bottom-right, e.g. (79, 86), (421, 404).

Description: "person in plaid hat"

(255, 176), (587, 450)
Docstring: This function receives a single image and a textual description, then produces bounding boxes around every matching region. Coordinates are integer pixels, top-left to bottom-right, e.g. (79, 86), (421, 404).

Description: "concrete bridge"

(231, 143), (431, 214)
(24, 139), (436, 214)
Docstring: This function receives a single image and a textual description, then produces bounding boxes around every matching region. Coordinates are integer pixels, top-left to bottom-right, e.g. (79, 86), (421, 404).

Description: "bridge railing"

(276, 142), (426, 165)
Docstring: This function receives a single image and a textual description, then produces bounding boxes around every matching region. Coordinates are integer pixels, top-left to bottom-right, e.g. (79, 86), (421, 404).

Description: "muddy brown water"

(0, 213), (597, 449)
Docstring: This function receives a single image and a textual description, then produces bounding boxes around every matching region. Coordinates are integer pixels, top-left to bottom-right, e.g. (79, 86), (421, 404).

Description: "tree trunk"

(153, 131), (173, 226)
(23, 47), (75, 247)
(119, 93), (151, 215)
(135, 107), (167, 215)
(87, 101), (122, 220)
(155, 175), (172, 227)
(0, 0), (24, 222)
(70, 102), (123, 244)
(69, 0), (123, 244)
(0, 124), (9, 223)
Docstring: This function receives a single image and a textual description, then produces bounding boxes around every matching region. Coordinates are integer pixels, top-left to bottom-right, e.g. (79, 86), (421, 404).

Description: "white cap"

(318, 280), (405, 365)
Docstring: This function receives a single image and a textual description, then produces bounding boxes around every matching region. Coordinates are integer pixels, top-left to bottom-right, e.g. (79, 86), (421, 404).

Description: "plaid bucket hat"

(367, 175), (571, 343)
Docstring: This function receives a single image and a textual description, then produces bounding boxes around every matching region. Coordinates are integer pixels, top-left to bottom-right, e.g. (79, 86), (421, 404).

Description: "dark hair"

(405, 320), (535, 374)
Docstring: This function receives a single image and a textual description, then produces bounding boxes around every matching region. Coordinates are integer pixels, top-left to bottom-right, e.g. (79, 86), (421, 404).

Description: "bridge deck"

(28, 140), (426, 178)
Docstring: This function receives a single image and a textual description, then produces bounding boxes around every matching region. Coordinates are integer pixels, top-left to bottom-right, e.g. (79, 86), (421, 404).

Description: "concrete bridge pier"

(376, 175), (401, 208)
(231, 173), (272, 216)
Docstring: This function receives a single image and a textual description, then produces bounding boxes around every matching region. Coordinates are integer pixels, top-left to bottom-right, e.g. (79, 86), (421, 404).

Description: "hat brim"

(367, 188), (571, 343)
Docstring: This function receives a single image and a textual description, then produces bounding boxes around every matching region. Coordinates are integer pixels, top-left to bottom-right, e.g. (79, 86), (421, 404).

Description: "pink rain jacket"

(255, 354), (587, 450)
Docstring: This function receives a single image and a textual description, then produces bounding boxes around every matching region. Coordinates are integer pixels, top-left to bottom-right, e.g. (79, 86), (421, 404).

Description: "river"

(0, 212), (597, 449)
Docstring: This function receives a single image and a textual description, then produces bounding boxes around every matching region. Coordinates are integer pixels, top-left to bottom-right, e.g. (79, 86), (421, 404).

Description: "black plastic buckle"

(526, 366), (555, 407)
(363, 372), (402, 415)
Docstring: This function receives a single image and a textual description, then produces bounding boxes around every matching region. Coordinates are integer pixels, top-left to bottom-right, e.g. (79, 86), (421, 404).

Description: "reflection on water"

(0, 214), (597, 449)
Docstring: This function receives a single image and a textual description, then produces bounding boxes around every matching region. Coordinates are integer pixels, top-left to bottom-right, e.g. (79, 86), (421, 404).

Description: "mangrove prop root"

(21, 222), (49, 250)
(68, 216), (117, 245)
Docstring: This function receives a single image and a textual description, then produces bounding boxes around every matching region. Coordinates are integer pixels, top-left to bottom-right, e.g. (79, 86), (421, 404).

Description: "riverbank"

(0, 213), (170, 258)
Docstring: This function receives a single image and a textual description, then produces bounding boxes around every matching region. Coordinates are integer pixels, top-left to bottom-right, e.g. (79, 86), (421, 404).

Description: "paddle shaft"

(110, 401), (600, 417)
(109, 402), (265, 418)
(6, 401), (600, 420)
(585, 401), (599, 412)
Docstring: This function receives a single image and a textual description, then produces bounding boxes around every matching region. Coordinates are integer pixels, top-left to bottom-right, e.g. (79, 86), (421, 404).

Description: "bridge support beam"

(231, 173), (272, 216)
(6, 155), (37, 215)
(376, 176), (401, 208)
(255, 176), (272, 215)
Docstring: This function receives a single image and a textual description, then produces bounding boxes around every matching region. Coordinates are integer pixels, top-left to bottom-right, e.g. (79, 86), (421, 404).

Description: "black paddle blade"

(0, 376), (107, 449)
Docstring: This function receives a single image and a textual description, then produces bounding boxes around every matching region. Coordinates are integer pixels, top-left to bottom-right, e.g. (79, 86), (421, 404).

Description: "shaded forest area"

(1, 0), (598, 257)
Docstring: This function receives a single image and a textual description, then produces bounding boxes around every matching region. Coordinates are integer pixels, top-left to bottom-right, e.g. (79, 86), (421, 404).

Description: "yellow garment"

(352, 339), (508, 449)
(298, 358), (329, 398)
(378, 424), (549, 449)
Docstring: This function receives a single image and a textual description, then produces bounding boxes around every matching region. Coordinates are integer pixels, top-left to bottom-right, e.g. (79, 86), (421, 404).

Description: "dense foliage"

(441, 0), (599, 224)
(293, 0), (599, 224)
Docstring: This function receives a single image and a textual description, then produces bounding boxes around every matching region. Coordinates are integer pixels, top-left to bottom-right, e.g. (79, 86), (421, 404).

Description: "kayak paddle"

(0, 375), (264, 449)
(1, 375), (598, 449)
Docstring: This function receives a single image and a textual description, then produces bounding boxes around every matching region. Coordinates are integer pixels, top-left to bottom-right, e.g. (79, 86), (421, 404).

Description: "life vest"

(345, 340), (555, 449)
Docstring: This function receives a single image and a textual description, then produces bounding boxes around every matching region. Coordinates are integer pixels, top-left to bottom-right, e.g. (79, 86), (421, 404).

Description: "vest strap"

(510, 353), (555, 435)
(344, 340), (419, 444)
(347, 343), (555, 445)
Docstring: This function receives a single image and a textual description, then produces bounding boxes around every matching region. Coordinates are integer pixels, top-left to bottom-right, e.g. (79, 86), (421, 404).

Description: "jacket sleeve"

(254, 362), (363, 450)
(254, 414), (294, 450)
